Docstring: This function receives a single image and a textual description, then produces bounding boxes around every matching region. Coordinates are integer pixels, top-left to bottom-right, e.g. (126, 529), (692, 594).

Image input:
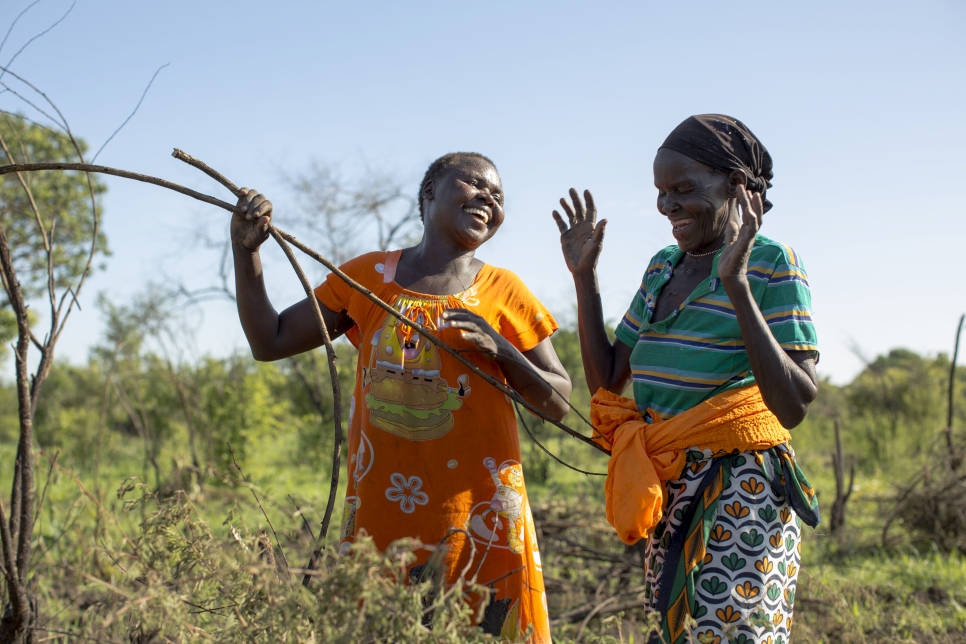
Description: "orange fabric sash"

(590, 385), (791, 545)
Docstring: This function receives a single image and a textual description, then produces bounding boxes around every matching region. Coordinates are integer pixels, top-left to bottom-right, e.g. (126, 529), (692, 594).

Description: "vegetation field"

(3, 315), (966, 642)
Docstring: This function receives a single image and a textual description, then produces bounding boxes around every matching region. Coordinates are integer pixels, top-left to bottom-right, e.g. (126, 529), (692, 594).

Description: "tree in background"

(0, 113), (106, 640)
(0, 115), (107, 361)
(846, 349), (958, 468)
(286, 161), (420, 266)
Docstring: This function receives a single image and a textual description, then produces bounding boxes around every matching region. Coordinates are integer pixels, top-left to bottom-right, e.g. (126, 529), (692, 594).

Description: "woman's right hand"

(552, 188), (607, 276)
(231, 188), (273, 252)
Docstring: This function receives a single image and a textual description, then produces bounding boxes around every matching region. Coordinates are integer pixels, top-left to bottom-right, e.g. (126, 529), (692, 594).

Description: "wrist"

(720, 274), (750, 295)
(573, 270), (598, 291)
(232, 240), (261, 256)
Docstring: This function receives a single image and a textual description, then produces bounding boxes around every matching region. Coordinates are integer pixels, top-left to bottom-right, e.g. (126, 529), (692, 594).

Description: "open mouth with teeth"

(670, 218), (694, 238)
(463, 207), (490, 225)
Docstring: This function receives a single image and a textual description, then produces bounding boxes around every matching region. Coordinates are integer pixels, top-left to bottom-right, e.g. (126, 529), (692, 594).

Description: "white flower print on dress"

(454, 286), (480, 307)
(385, 473), (429, 514)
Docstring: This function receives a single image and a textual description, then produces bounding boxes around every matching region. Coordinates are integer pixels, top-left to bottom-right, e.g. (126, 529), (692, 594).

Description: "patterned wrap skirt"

(643, 445), (818, 644)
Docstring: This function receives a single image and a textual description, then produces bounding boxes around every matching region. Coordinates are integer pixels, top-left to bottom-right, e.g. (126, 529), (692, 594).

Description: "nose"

(658, 193), (679, 216)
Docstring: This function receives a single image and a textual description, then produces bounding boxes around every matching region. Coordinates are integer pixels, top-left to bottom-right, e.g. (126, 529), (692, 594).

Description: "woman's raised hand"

(552, 188), (607, 275)
(231, 188), (273, 252)
(718, 185), (764, 284)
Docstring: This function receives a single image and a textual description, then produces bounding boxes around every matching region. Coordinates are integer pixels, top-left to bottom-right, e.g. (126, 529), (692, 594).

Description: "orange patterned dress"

(315, 250), (555, 643)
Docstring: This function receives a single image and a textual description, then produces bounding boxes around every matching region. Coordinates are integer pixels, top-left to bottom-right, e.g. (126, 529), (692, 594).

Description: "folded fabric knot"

(590, 385), (792, 545)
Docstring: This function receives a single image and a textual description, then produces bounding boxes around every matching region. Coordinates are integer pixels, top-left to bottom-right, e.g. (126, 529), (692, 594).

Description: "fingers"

(584, 189), (597, 224)
(250, 196), (272, 221)
(441, 309), (485, 324)
(592, 218), (607, 244)
(736, 184), (751, 214)
(724, 216), (740, 246)
(440, 310), (495, 340)
(236, 187), (252, 211)
(552, 211), (568, 234)
(238, 189), (272, 224)
(724, 198), (741, 246)
(752, 192), (764, 227)
(569, 187), (586, 220)
(558, 196), (576, 226)
(736, 185), (761, 231)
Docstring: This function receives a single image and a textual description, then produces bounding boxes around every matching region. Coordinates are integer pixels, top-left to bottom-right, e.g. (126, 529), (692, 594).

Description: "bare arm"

(440, 309), (573, 421)
(573, 271), (633, 394)
(554, 188), (632, 394)
(232, 188), (355, 361)
(719, 188), (818, 428)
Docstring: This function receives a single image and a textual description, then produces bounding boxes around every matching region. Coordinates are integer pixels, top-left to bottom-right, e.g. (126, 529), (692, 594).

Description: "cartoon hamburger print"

(363, 297), (470, 441)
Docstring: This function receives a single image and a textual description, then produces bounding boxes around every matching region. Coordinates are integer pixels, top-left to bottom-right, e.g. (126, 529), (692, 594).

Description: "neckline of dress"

(386, 249), (491, 299)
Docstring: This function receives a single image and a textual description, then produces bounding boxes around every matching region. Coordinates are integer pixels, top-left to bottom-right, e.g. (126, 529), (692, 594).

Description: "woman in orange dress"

(230, 152), (570, 642)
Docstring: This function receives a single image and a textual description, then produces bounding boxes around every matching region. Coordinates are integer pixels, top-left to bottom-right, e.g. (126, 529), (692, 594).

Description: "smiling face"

(421, 159), (505, 251)
(653, 148), (739, 253)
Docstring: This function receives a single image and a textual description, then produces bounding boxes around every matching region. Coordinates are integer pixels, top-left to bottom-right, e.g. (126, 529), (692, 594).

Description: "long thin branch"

(0, 1), (75, 84)
(91, 62), (169, 163)
(168, 149), (350, 580)
(0, 79), (62, 130)
(171, 147), (601, 449)
(0, 493), (21, 596)
(948, 314), (964, 431)
(0, 125), (49, 252)
(270, 228), (344, 584)
(0, 219), (33, 624)
(0, 63), (72, 132)
(0, 161), (236, 211)
(0, 1), (42, 58)
(277, 228), (606, 453)
(227, 443), (290, 575)
(51, 146), (102, 352)
(0, 157), (607, 454)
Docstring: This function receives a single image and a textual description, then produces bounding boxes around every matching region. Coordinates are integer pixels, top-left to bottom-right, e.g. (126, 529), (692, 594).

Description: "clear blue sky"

(3, 0), (965, 384)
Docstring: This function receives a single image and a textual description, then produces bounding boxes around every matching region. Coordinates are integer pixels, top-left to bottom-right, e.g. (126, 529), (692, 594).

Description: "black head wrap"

(659, 114), (774, 212)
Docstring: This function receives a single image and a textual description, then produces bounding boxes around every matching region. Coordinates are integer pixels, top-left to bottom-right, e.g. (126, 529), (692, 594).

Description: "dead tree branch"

(0, 149), (608, 607)
(0, 161), (235, 210)
(0, 2), (75, 83)
(0, 156), (607, 451)
(946, 313), (964, 471)
(830, 417), (855, 533)
(227, 443), (289, 577)
(91, 62), (169, 163)
(0, 215), (34, 639)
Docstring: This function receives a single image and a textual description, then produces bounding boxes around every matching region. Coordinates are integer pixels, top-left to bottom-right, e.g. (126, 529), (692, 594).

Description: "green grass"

(5, 404), (966, 642)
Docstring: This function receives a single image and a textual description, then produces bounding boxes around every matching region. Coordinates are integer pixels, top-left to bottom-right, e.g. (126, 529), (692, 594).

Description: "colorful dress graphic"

(315, 250), (556, 643)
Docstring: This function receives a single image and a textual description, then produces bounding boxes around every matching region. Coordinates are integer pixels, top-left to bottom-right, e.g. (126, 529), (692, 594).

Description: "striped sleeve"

(758, 247), (819, 357)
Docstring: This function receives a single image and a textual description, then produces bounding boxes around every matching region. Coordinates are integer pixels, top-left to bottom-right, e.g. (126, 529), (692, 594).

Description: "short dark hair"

(418, 152), (497, 222)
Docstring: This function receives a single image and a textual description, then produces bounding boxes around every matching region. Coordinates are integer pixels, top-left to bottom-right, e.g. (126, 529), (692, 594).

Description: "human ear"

(726, 170), (748, 197)
(421, 178), (435, 202)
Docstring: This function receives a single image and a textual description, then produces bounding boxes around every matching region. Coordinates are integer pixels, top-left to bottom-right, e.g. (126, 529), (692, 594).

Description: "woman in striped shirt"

(553, 115), (819, 644)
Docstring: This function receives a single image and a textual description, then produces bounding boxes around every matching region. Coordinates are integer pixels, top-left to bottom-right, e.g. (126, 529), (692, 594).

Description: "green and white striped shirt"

(614, 234), (818, 421)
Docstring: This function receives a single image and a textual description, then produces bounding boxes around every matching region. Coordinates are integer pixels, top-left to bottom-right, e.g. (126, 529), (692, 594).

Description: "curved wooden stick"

(0, 157), (607, 454)
(269, 229), (343, 585)
(276, 228), (607, 453)
(0, 153), (611, 587)
(167, 150), (348, 583)
(0, 161), (237, 212)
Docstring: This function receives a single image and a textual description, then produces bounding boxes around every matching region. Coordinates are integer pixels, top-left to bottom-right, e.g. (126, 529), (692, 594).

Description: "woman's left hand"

(718, 185), (764, 285)
(440, 309), (507, 358)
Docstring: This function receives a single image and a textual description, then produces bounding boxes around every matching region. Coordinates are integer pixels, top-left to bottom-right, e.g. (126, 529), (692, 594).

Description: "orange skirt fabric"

(590, 385), (792, 544)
